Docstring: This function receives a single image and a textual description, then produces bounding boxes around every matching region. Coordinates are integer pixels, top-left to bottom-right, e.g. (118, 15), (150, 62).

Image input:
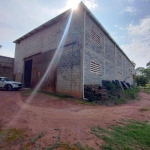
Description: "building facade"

(14, 2), (135, 98)
(0, 56), (14, 79)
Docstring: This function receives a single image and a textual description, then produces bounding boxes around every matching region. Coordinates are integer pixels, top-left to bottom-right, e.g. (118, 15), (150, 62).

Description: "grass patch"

(30, 131), (46, 144)
(39, 91), (72, 99)
(0, 123), (95, 149)
(140, 108), (149, 112)
(21, 89), (97, 106)
(21, 89), (73, 99)
(46, 142), (95, 150)
(74, 99), (97, 106)
(0, 123), (47, 149)
(0, 126), (26, 149)
(85, 83), (140, 106)
(99, 87), (140, 106)
(21, 89), (33, 96)
(141, 88), (150, 94)
(91, 120), (150, 150)
(124, 87), (139, 99)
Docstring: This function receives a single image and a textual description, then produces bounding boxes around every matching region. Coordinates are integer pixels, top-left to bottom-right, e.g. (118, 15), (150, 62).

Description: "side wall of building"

(14, 20), (60, 80)
(0, 56), (14, 79)
(56, 9), (84, 98)
(14, 10), (84, 97)
(84, 13), (135, 86)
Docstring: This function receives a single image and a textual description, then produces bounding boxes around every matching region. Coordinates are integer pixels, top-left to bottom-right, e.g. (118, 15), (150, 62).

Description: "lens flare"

(9, 10), (73, 126)
(67, 0), (80, 10)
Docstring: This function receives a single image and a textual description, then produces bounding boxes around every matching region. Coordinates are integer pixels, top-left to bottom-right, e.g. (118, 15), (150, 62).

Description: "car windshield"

(4, 78), (12, 81)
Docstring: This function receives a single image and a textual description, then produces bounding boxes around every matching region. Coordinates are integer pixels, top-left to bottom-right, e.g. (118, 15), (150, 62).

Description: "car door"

(0, 78), (5, 87)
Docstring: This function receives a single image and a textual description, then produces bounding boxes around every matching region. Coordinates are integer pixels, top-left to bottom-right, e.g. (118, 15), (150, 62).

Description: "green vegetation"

(124, 87), (139, 99)
(46, 142), (95, 150)
(0, 123), (95, 149)
(0, 125), (26, 149)
(135, 61), (150, 86)
(102, 82), (139, 105)
(91, 120), (150, 150)
(140, 108), (149, 112)
(21, 89), (33, 96)
(74, 99), (97, 106)
(30, 131), (46, 144)
(85, 82), (140, 105)
(21, 89), (97, 106)
(135, 75), (149, 86)
(0, 123), (47, 150)
(141, 88), (150, 94)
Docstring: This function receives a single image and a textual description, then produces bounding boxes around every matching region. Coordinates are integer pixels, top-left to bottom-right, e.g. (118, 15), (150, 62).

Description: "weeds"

(91, 120), (150, 150)
(74, 99), (97, 106)
(100, 87), (139, 106)
(124, 87), (139, 99)
(140, 108), (149, 112)
(0, 123), (47, 150)
(141, 88), (150, 94)
(85, 83), (140, 105)
(46, 142), (95, 150)
(30, 131), (46, 144)
(0, 127), (26, 149)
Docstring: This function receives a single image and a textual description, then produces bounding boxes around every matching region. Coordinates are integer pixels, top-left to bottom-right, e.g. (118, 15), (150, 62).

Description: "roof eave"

(13, 9), (71, 43)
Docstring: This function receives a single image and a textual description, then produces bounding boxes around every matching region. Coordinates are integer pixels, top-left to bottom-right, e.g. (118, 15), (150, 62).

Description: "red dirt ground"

(0, 90), (150, 149)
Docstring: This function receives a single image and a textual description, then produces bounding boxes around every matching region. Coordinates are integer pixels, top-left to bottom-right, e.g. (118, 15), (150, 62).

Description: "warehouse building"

(14, 2), (135, 98)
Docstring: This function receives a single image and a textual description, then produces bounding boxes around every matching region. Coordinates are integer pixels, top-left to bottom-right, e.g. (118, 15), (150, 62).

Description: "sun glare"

(67, 0), (81, 10)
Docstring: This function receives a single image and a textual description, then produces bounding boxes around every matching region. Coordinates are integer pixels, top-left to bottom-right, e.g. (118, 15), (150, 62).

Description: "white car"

(0, 77), (22, 91)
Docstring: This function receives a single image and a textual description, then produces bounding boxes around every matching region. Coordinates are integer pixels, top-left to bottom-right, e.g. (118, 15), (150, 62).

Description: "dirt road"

(0, 90), (150, 149)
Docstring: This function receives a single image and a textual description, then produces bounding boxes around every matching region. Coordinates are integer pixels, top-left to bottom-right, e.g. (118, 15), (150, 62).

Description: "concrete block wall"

(104, 35), (116, 81)
(14, 22), (59, 75)
(84, 13), (135, 86)
(57, 45), (82, 97)
(56, 9), (84, 97)
(84, 14), (105, 85)
(14, 9), (84, 97)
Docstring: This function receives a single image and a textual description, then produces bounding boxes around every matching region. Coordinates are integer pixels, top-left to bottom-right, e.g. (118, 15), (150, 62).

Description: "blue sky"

(0, 0), (150, 68)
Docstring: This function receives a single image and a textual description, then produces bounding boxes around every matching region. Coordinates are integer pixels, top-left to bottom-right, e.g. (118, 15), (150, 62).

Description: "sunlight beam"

(9, 9), (74, 126)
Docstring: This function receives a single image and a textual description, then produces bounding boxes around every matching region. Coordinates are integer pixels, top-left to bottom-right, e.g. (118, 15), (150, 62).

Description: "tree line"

(135, 61), (150, 86)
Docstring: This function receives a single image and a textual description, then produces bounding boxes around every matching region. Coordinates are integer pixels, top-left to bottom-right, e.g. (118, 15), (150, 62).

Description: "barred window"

(91, 29), (100, 45)
(90, 62), (100, 74)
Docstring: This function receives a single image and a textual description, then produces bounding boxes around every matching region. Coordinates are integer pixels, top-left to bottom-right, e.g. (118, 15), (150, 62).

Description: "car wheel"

(5, 85), (12, 91)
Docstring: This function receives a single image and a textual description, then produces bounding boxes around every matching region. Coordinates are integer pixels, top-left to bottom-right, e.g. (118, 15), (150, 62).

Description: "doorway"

(24, 59), (32, 88)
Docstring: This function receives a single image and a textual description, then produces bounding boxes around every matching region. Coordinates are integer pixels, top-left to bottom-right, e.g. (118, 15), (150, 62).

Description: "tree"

(146, 61), (150, 68)
(0, 45), (2, 49)
(135, 61), (150, 86)
(143, 68), (150, 81)
(135, 75), (149, 86)
(135, 67), (145, 76)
